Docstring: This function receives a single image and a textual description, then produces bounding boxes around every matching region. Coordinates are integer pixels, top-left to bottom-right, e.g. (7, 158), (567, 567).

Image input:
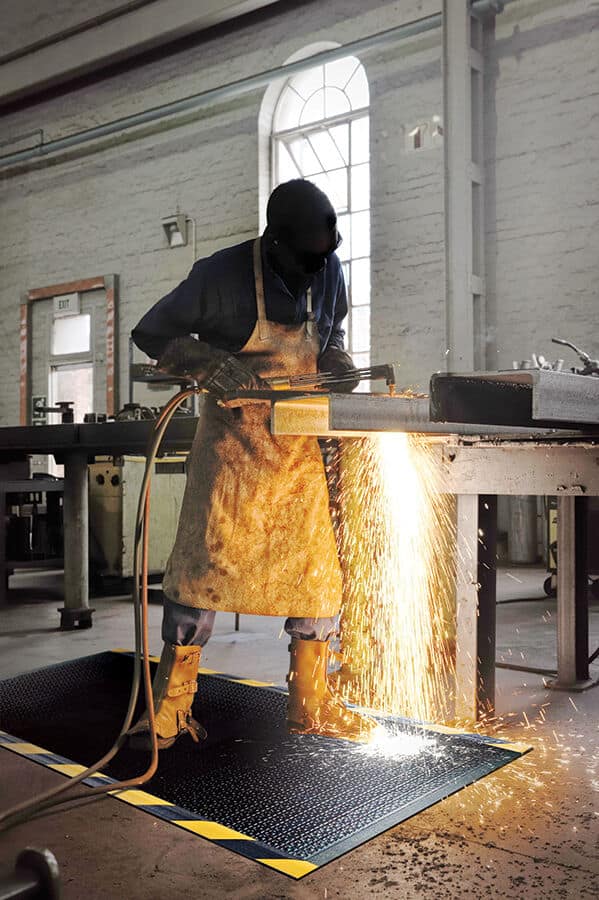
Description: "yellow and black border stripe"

(0, 728), (317, 879)
(0, 651), (531, 880)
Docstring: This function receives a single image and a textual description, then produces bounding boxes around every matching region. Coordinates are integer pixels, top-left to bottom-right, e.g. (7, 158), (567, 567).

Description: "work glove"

(158, 336), (265, 397)
(318, 347), (360, 393)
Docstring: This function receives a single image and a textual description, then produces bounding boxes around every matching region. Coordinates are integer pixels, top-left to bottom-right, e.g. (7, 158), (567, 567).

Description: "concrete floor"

(0, 566), (598, 898)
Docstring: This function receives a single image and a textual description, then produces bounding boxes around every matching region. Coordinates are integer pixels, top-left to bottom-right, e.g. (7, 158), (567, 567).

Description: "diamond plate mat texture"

(0, 652), (529, 878)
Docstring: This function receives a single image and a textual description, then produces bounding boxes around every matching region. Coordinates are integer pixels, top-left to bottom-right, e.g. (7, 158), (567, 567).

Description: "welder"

(130, 179), (377, 749)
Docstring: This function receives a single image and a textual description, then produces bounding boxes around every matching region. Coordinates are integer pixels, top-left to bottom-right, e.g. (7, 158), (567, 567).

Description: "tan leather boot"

(128, 643), (206, 750)
(286, 638), (378, 743)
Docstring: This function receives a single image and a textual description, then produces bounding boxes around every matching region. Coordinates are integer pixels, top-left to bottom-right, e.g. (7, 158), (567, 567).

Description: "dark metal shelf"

(7, 558), (63, 569)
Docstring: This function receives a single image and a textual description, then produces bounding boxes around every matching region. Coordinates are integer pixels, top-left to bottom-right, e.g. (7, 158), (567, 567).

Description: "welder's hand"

(158, 336), (265, 396)
(318, 347), (360, 393)
(203, 354), (266, 396)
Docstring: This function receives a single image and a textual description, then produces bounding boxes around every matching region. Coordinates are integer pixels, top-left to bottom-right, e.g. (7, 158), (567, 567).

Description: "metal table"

(1, 394), (597, 716)
(270, 393), (599, 721)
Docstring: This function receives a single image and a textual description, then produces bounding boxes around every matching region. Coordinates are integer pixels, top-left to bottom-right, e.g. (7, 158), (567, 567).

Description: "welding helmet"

(265, 179), (341, 275)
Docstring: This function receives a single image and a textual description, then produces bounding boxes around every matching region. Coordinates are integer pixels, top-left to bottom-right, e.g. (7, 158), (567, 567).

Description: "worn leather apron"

(162, 238), (343, 617)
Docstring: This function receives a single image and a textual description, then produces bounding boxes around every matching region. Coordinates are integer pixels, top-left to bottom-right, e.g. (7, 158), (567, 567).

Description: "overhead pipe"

(0, 0), (509, 173)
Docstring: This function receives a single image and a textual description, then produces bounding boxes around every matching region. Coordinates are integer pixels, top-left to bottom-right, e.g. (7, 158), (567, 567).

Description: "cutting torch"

(265, 362), (399, 394)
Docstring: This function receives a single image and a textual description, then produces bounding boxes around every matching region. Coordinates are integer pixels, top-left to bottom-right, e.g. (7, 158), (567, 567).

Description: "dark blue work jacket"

(132, 238), (348, 361)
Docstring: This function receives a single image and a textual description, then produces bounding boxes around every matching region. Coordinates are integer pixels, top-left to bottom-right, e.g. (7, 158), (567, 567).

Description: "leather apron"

(162, 238), (343, 618)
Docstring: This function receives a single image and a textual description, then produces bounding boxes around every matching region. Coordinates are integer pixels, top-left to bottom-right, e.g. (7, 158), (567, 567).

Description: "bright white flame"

(357, 725), (437, 759)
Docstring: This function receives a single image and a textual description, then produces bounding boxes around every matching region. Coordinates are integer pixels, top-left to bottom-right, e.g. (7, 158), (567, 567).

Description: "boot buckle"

(167, 680), (198, 698)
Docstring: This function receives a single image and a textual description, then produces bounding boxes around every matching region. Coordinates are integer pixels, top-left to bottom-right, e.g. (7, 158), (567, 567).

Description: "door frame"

(20, 274), (118, 424)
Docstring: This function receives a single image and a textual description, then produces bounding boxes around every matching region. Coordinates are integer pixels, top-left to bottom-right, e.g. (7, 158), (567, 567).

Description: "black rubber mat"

(0, 652), (529, 878)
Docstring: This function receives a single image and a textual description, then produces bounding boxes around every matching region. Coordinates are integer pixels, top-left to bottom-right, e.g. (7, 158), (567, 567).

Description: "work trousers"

(162, 596), (337, 646)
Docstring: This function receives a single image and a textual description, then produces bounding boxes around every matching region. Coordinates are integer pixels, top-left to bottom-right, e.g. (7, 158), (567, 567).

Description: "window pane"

(350, 258), (370, 307)
(328, 123), (349, 165)
(324, 87), (351, 119)
(346, 65), (369, 109)
(277, 142), (301, 182)
(273, 86), (304, 132)
(351, 116), (369, 164)
(310, 168), (348, 214)
(325, 56), (361, 90)
(342, 262), (350, 289)
(290, 66), (324, 101)
(50, 363), (93, 423)
(273, 62), (371, 375)
(299, 90), (325, 126)
(350, 162), (370, 212)
(350, 306), (370, 353)
(52, 314), (90, 356)
(309, 130), (345, 170)
(336, 213), (351, 261)
(287, 137), (321, 175)
(351, 210), (370, 258)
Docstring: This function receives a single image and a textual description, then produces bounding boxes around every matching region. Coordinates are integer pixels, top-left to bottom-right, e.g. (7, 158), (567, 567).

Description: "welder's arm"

(158, 336), (264, 394)
(132, 261), (263, 396)
(132, 261), (206, 362)
(318, 274), (359, 393)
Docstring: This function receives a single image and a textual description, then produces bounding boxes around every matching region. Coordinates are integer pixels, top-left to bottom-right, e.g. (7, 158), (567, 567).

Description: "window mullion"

(273, 107), (367, 142)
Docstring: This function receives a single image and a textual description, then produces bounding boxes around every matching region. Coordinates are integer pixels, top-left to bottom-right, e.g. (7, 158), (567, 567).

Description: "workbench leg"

(477, 495), (497, 715)
(548, 496), (598, 692)
(59, 452), (94, 630)
(455, 495), (480, 722)
(455, 495), (497, 722)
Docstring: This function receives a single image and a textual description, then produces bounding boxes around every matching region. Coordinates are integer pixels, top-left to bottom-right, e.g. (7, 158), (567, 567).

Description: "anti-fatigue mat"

(0, 651), (530, 879)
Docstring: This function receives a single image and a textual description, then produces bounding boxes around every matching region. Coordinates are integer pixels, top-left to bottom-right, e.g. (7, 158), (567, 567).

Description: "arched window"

(271, 56), (371, 367)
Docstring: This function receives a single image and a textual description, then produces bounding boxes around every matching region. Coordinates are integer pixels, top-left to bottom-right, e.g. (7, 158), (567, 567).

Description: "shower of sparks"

(334, 433), (456, 723)
(321, 431), (597, 834)
(505, 572), (523, 583)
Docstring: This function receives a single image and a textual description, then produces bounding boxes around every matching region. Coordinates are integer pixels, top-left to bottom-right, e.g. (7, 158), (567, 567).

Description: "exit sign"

(53, 292), (80, 317)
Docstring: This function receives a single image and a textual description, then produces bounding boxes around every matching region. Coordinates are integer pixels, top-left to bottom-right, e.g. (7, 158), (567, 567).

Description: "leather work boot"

(128, 643), (206, 750)
(286, 638), (379, 743)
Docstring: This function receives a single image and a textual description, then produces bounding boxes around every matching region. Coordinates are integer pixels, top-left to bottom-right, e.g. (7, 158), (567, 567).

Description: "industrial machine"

(89, 455), (186, 588)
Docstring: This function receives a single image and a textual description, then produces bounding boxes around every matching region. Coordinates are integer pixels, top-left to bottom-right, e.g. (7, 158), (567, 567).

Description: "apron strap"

(253, 237), (270, 342)
(305, 286), (315, 341)
(253, 237), (316, 343)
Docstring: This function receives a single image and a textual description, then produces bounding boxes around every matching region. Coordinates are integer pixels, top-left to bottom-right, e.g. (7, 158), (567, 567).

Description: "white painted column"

(443, 2), (487, 372)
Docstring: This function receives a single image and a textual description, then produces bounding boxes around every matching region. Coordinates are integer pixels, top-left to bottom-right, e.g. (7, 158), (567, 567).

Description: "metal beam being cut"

(430, 370), (599, 428)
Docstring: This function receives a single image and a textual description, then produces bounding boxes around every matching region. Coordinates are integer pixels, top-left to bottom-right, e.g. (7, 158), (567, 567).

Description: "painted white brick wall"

(485, 0), (599, 371)
(1, 0), (597, 423)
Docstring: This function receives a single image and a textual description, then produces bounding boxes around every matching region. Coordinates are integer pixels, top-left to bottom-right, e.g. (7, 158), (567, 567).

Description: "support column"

(548, 496), (598, 691)
(455, 494), (497, 722)
(477, 496), (497, 713)
(59, 451), (94, 629)
(443, 1), (487, 371)
(455, 494), (479, 721)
